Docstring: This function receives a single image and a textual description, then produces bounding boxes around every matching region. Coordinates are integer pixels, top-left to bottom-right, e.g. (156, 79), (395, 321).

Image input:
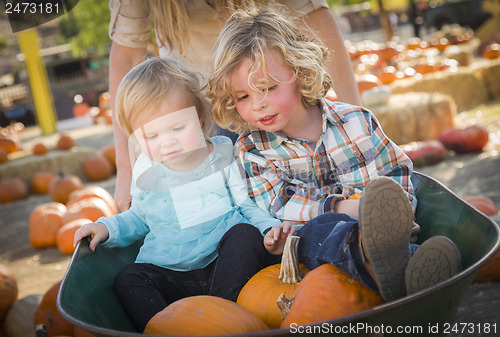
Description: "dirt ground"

(1, 102), (500, 335)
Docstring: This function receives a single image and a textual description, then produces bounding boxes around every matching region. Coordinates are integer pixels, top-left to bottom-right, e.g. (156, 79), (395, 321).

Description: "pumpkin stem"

(278, 235), (302, 284)
(276, 294), (294, 321)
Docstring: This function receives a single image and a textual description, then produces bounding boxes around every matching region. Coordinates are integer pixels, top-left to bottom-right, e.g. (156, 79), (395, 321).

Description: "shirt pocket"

(272, 157), (314, 186)
(330, 137), (378, 184)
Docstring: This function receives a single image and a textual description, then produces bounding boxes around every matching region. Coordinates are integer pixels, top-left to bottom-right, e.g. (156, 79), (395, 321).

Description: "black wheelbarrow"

(57, 172), (500, 336)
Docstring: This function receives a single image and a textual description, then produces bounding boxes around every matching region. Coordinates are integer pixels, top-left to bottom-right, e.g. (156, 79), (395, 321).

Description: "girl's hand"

(264, 221), (296, 255)
(73, 222), (110, 252)
(410, 221), (421, 243)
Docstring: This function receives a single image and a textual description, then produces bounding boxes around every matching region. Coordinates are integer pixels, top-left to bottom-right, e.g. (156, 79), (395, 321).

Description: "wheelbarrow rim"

(57, 171), (500, 337)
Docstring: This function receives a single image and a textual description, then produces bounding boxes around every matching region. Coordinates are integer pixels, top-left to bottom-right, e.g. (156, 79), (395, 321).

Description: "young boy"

(208, 6), (461, 303)
(73, 57), (294, 331)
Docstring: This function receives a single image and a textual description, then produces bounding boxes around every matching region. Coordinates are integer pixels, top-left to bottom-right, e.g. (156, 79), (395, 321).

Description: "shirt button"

(316, 154), (323, 161)
(354, 151), (362, 158)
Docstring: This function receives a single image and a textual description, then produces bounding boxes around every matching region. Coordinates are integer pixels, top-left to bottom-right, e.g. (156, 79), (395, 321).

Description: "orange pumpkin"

(32, 142), (49, 155)
(377, 66), (398, 85)
(439, 125), (489, 153)
(144, 296), (269, 336)
(0, 134), (20, 154)
(474, 249), (500, 282)
(31, 172), (56, 194)
(56, 134), (75, 151)
(0, 263), (18, 322)
(67, 186), (118, 215)
(29, 202), (67, 249)
(48, 174), (83, 204)
(483, 43), (500, 59)
(237, 236), (309, 328)
(356, 74), (382, 95)
(461, 195), (499, 217)
(280, 263), (384, 328)
(56, 218), (90, 255)
(0, 147), (8, 163)
(0, 178), (29, 203)
(82, 155), (113, 182)
(34, 280), (74, 337)
(101, 145), (116, 172)
(64, 196), (114, 223)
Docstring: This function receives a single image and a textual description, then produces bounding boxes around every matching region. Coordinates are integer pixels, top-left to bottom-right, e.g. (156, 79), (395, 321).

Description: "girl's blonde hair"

(208, 5), (332, 135)
(115, 57), (212, 136)
(147, 0), (272, 58)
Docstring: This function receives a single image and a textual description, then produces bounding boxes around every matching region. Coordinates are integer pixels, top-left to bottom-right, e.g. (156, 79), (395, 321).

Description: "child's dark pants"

(112, 223), (267, 332)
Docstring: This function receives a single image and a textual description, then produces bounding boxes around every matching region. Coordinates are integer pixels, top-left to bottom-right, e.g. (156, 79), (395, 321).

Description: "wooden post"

(17, 29), (57, 134)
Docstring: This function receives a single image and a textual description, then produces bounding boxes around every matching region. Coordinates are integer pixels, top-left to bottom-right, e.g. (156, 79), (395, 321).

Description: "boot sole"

(359, 176), (414, 301)
(405, 236), (461, 295)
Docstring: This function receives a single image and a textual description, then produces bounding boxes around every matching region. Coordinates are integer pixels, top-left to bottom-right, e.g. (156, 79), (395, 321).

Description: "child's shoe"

(358, 176), (414, 302)
(405, 236), (461, 295)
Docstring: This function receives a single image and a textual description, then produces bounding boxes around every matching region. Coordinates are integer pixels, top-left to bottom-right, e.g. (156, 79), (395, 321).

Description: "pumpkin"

(237, 236), (310, 328)
(63, 196), (114, 223)
(439, 125), (489, 153)
(4, 294), (42, 337)
(376, 45), (400, 63)
(461, 195), (499, 217)
(82, 155), (113, 182)
(48, 174), (83, 204)
(29, 202), (67, 249)
(0, 134), (20, 154)
(67, 186), (118, 215)
(0, 263), (18, 322)
(34, 280), (74, 337)
(56, 218), (90, 255)
(144, 296), (269, 336)
(32, 143), (49, 155)
(31, 172), (56, 194)
(0, 178), (29, 203)
(377, 66), (398, 85)
(73, 102), (90, 118)
(483, 43), (500, 59)
(280, 263), (384, 328)
(101, 145), (116, 172)
(0, 148), (8, 164)
(55, 134), (75, 151)
(399, 140), (448, 167)
(356, 74), (382, 96)
(474, 248), (500, 282)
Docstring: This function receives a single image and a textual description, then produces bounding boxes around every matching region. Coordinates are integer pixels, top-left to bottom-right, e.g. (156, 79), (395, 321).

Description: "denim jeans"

(295, 213), (378, 291)
(112, 223), (267, 332)
(295, 213), (419, 293)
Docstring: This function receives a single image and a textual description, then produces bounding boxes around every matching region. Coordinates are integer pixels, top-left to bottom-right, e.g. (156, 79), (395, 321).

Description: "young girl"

(73, 57), (293, 332)
(208, 6), (461, 304)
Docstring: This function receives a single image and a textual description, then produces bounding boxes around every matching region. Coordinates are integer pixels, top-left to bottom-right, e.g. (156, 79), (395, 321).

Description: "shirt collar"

(250, 98), (347, 151)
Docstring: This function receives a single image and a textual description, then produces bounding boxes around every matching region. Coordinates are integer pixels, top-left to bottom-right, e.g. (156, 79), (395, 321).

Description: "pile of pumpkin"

(28, 181), (118, 255)
(0, 268), (93, 337)
(0, 141), (116, 204)
(399, 124), (490, 168)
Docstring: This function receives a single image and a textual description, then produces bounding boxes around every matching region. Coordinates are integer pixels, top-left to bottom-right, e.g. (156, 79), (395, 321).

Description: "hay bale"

(0, 148), (97, 185)
(390, 66), (489, 112)
(472, 58), (500, 100)
(371, 92), (456, 145)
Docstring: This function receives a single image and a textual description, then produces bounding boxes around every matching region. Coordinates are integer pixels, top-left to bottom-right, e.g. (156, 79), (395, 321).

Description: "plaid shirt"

(235, 99), (416, 224)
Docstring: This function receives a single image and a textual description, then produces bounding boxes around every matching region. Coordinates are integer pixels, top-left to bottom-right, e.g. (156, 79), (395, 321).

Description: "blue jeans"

(296, 213), (419, 292)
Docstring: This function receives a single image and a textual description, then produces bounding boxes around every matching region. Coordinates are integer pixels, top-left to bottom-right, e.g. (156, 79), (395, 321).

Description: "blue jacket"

(99, 136), (280, 271)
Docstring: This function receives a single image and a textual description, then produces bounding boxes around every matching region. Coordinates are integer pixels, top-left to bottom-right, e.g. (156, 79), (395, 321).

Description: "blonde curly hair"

(208, 5), (332, 135)
(115, 57), (213, 136)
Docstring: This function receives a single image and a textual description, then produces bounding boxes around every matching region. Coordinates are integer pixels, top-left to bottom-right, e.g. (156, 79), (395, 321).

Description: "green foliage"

(57, 0), (110, 56)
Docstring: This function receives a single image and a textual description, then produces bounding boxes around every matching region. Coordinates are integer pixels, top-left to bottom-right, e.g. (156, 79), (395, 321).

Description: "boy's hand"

(410, 221), (421, 243)
(264, 221), (296, 255)
(73, 222), (110, 252)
